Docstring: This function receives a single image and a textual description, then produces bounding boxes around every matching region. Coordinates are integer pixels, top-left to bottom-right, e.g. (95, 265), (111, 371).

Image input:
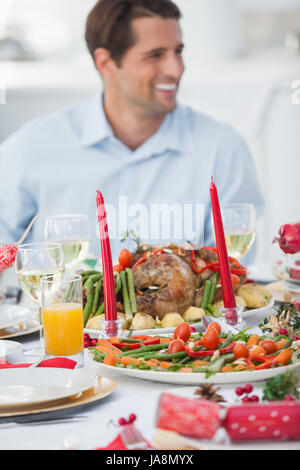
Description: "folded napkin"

(96, 434), (128, 450)
(0, 357), (77, 369)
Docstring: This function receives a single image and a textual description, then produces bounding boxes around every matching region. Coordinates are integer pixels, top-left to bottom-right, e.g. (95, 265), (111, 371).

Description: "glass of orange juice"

(41, 274), (84, 368)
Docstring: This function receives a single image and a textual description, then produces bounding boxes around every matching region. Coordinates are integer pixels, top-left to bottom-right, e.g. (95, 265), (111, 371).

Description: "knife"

(0, 415), (88, 429)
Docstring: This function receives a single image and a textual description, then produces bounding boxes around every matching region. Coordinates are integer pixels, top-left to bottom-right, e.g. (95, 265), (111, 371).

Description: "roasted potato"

(86, 313), (126, 330)
(236, 283), (272, 309)
(213, 296), (247, 311)
(130, 313), (156, 330)
(160, 313), (185, 328)
(183, 306), (205, 322)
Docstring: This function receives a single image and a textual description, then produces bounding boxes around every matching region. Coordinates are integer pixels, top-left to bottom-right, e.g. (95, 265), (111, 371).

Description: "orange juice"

(42, 303), (83, 356)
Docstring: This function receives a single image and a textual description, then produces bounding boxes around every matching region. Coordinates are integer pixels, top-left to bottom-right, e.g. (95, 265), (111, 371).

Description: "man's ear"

(94, 48), (116, 77)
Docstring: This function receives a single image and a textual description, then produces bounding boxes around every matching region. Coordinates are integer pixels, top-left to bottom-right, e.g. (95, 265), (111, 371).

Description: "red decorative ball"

(249, 395), (259, 402)
(243, 384), (253, 394)
(128, 413), (137, 423)
(118, 417), (127, 426)
(235, 387), (244, 396)
(279, 328), (288, 336)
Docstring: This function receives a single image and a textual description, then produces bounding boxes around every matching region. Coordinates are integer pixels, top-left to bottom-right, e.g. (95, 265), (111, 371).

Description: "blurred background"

(0, 0), (300, 269)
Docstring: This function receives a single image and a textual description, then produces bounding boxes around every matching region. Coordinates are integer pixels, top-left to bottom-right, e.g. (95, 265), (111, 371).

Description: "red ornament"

(273, 222), (300, 254)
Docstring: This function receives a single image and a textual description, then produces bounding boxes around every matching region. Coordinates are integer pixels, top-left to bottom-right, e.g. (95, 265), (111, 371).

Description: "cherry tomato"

(259, 339), (277, 355)
(118, 249), (133, 269)
(174, 322), (192, 342)
(233, 343), (249, 360)
(203, 328), (219, 350)
(207, 322), (221, 334)
(168, 339), (186, 354)
(113, 264), (125, 273)
(231, 274), (240, 288)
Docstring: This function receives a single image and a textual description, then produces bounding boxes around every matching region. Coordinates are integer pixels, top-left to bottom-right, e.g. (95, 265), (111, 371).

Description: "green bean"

(143, 351), (187, 361)
(218, 332), (233, 349)
(201, 280), (211, 309)
(92, 278), (103, 314)
(118, 338), (142, 343)
(94, 274), (121, 316)
(126, 268), (137, 313)
(207, 304), (221, 318)
(120, 343), (168, 356)
(207, 274), (218, 305)
(83, 273), (102, 289)
(120, 270), (133, 322)
(83, 274), (99, 326)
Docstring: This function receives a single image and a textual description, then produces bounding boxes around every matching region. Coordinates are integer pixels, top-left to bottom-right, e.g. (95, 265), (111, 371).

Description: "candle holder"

(98, 318), (124, 339)
(220, 306), (246, 330)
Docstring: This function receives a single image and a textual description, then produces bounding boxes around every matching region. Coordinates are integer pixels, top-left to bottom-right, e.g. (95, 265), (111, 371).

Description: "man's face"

(108, 16), (185, 118)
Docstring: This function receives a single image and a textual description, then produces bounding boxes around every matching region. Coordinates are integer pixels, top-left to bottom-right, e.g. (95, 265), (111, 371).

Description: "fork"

(121, 423), (151, 450)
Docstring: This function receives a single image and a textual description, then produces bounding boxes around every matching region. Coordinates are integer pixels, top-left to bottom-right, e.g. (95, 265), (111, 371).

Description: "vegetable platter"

(88, 321), (300, 385)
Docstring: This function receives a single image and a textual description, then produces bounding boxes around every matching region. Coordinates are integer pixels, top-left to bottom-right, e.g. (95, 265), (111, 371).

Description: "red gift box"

(224, 402), (300, 442)
(156, 393), (221, 439)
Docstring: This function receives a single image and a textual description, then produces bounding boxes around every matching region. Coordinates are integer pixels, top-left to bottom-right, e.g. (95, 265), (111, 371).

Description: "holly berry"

(284, 395), (295, 401)
(91, 338), (98, 347)
(243, 384), (253, 394)
(249, 395), (259, 402)
(279, 328), (289, 336)
(118, 417), (127, 426)
(235, 386), (244, 396)
(242, 396), (251, 403)
(128, 413), (137, 423)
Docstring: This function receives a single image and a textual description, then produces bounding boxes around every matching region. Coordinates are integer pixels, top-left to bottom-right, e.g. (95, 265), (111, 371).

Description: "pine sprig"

(262, 371), (300, 401)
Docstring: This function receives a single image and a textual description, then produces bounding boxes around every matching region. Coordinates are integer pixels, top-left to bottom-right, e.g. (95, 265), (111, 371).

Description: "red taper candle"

(96, 191), (117, 321)
(210, 177), (236, 308)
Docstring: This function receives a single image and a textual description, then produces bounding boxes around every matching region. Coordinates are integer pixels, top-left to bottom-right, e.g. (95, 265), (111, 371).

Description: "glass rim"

(40, 273), (82, 285)
(17, 242), (63, 251)
(220, 203), (256, 209)
(45, 213), (89, 221)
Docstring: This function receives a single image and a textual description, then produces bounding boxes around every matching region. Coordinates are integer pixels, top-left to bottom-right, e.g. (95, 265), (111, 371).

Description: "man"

(0, 0), (263, 261)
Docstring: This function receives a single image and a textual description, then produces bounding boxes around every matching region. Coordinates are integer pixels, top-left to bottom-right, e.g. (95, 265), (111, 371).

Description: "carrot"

(96, 339), (121, 355)
(144, 359), (159, 367)
(249, 346), (266, 359)
(159, 338), (172, 344)
(221, 365), (234, 372)
(120, 356), (141, 366)
(274, 348), (293, 364)
(192, 360), (209, 367)
(276, 339), (288, 351)
(103, 351), (118, 366)
(160, 361), (173, 369)
(180, 367), (193, 373)
(247, 334), (260, 347)
(234, 364), (247, 371)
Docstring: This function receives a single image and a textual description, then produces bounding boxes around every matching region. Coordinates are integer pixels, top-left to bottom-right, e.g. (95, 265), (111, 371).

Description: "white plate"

(242, 297), (275, 319)
(0, 428), (79, 450)
(0, 368), (96, 407)
(0, 305), (35, 330)
(90, 358), (300, 385)
(0, 340), (22, 359)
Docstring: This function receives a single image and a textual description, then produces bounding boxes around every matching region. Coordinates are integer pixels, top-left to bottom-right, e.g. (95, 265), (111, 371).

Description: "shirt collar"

(79, 92), (196, 155)
(80, 91), (113, 147)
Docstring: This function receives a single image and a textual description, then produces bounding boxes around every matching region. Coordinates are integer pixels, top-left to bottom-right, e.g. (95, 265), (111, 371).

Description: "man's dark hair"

(85, 0), (181, 66)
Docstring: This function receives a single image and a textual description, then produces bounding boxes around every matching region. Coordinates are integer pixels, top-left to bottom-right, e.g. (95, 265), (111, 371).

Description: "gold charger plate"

(0, 376), (115, 418)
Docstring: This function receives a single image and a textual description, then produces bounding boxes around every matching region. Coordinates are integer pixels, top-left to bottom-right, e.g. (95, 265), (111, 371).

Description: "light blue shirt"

(0, 92), (264, 262)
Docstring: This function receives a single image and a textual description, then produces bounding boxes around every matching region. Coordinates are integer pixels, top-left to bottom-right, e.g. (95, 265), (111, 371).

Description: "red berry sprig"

(84, 333), (97, 348)
(118, 414), (137, 426)
(235, 384), (259, 403)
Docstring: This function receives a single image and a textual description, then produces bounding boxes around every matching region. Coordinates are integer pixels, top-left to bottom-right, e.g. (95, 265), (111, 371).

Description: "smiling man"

(0, 0), (263, 260)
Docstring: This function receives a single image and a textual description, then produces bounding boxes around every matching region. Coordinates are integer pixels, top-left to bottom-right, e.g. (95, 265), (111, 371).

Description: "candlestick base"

(98, 319), (124, 339)
(220, 306), (246, 330)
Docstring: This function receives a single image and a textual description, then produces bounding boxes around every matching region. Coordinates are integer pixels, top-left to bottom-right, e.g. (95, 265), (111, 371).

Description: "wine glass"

(220, 203), (256, 260)
(45, 214), (90, 272)
(15, 243), (64, 356)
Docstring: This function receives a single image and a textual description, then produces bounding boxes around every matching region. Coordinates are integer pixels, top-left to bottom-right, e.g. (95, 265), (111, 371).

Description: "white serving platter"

(90, 359), (300, 386)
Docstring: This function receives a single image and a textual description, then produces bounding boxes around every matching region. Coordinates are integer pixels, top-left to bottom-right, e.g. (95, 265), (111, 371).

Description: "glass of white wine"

(221, 203), (256, 260)
(45, 214), (90, 272)
(16, 242), (64, 356)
